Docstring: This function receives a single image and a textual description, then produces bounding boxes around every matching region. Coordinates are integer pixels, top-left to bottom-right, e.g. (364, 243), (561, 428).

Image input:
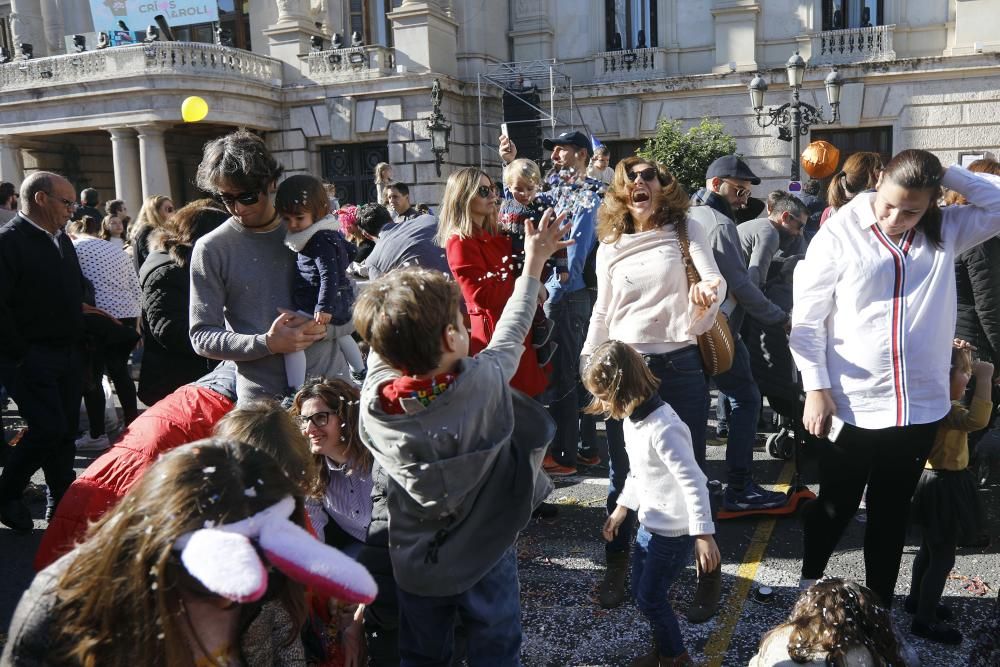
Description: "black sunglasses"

(476, 184), (497, 199)
(629, 167), (659, 183)
(296, 411), (330, 428)
(215, 190), (263, 208)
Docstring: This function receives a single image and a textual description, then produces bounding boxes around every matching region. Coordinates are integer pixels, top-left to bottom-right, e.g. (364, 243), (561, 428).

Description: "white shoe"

(75, 433), (110, 451)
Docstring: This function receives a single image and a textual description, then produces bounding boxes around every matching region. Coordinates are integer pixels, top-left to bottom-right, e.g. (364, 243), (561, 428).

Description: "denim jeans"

(397, 547), (522, 666)
(632, 527), (694, 657)
(544, 288), (593, 467)
(606, 345), (709, 556)
(711, 338), (761, 489)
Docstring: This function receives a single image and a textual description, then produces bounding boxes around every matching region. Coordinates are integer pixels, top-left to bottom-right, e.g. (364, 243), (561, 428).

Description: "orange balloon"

(801, 140), (841, 179)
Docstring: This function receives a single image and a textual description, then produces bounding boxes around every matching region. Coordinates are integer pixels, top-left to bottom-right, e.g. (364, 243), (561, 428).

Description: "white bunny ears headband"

(174, 496), (377, 605)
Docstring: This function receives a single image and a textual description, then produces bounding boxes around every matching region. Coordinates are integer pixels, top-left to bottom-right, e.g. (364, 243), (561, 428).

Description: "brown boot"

(685, 565), (721, 623)
(658, 651), (693, 666)
(629, 644), (659, 667)
(598, 551), (629, 609)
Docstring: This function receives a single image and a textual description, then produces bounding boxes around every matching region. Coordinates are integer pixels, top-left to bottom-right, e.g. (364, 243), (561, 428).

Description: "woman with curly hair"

(581, 156), (726, 613)
(750, 578), (907, 666)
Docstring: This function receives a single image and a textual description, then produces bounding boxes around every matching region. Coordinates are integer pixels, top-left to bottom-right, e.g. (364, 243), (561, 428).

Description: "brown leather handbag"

(676, 219), (734, 376)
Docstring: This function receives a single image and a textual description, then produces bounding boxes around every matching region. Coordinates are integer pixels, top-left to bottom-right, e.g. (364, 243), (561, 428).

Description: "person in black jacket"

(137, 199), (227, 406)
(0, 172), (89, 532)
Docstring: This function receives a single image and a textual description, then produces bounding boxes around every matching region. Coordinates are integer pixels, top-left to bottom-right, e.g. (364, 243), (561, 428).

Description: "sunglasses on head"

(215, 190), (263, 208)
(476, 184), (497, 199)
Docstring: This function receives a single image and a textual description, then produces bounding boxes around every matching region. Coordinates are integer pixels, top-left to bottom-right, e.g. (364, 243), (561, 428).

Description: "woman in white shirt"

(791, 149), (1000, 608)
(582, 156), (726, 611)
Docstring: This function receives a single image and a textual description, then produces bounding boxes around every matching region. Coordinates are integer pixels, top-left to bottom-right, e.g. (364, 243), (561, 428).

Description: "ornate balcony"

(305, 45), (395, 83)
(810, 24), (896, 65)
(0, 42), (283, 92)
(593, 47), (666, 82)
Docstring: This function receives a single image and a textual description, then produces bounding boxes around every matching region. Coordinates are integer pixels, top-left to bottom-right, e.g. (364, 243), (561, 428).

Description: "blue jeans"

(711, 338), (761, 489)
(606, 346), (709, 556)
(397, 548), (522, 666)
(632, 527), (694, 657)
(544, 289), (592, 467)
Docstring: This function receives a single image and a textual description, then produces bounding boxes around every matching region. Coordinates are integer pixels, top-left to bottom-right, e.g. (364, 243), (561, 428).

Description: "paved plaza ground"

(1, 400), (998, 666)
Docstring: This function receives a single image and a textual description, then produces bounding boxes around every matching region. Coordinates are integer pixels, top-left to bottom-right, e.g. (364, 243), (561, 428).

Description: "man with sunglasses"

(190, 129), (349, 403)
(690, 156), (790, 514)
(0, 171), (88, 531)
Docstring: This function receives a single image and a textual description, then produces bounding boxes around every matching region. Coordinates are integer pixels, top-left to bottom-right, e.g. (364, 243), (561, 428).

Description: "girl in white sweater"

(584, 340), (720, 667)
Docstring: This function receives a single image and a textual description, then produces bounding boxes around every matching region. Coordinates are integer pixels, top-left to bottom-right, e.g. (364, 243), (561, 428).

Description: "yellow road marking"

(701, 462), (795, 666)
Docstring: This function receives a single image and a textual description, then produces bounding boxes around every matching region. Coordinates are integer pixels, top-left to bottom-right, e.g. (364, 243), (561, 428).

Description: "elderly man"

(189, 129), (348, 402)
(0, 171), (87, 531)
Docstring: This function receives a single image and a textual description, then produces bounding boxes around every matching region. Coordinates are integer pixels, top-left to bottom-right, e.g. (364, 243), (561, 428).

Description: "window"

(321, 143), (389, 205)
(147, 1), (251, 50)
(822, 0), (884, 31)
(0, 16), (13, 56)
(604, 0), (658, 51)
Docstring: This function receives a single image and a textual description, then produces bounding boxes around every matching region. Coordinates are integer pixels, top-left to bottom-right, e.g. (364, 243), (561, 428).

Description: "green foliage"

(637, 118), (738, 194)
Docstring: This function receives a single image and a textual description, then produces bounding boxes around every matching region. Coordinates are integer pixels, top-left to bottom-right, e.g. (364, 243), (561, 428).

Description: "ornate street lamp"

(427, 79), (451, 177)
(748, 52), (843, 182)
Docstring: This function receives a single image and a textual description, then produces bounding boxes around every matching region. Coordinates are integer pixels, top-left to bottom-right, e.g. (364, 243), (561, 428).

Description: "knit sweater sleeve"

(652, 412), (715, 536)
(189, 238), (272, 361)
(581, 243), (611, 359)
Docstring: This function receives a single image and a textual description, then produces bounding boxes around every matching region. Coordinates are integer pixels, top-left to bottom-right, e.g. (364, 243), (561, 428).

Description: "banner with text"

(89, 1), (219, 32)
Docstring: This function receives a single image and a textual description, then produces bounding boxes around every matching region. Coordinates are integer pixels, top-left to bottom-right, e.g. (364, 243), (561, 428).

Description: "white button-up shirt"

(790, 166), (1000, 429)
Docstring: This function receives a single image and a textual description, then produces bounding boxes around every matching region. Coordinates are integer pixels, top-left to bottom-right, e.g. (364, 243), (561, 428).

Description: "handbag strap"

(675, 218), (703, 288)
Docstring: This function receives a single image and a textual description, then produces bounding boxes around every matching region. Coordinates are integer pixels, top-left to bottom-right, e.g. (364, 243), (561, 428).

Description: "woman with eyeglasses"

(292, 378), (400, 667)
(128, 194), (175, 274)
(437, 167), (551, 398)
(581, 156), (727, 613)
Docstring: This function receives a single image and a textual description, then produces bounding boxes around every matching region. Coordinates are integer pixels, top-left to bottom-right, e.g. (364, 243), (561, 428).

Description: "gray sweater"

(359, 275), (554, 597)
(189, 218), (347, 402)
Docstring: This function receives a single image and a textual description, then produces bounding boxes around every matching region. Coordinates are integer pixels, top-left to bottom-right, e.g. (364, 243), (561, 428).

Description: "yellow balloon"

(181, 96), (209, 123)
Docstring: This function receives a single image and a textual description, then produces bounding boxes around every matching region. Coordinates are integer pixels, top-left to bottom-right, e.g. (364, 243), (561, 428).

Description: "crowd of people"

(0, 124), (999, 667)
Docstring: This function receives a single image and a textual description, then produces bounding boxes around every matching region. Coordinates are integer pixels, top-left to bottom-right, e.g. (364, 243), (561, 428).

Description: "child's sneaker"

(532, 318), (555, 349)
(722, 481), (787, 511)
(536, 341), (558, 367)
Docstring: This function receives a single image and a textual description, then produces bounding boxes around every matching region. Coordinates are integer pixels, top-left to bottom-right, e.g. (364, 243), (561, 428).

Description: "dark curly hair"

(596, 156), (690, 244)
(356, 203), (393, 238)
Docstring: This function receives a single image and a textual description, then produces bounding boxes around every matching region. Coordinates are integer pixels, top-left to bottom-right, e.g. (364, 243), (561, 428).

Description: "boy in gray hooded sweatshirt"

(354, 209), (571, 666)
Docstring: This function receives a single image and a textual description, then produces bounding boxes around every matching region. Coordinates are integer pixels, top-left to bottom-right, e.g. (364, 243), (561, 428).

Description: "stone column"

(40, 0), (65, 56)
(0, 136), (24, 186)
(389, 0), (458, 76)
(264, 0), (323, 82)
(136, 125), (171, 202)
(10, 0), (46, 57)
(711, 1), (761, 73)
(108, 127), (142, 216)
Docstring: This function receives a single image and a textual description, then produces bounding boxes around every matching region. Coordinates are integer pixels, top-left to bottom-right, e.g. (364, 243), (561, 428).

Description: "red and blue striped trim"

(871, 226), (915, 426)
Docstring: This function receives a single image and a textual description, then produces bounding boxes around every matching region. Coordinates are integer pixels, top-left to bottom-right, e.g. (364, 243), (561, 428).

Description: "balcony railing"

(306, 45), (395, 83)
(811, 24), (896, 65)
(0, 42), (283, 92)
(593, 47), (666, 82)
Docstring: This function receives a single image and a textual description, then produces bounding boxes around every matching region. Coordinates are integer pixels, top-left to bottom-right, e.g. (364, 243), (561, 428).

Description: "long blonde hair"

(435, 167), (498, 246)
(128, 194), (173, 245)
(597, 157), (690, 244)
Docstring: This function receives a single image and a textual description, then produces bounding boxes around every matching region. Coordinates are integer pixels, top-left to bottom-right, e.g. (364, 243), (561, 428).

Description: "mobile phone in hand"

(827, 415), (845, 442)
(500, 122), (509, 137)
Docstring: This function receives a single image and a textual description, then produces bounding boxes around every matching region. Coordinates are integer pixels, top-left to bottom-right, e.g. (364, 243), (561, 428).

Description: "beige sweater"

(582, 221), (726, 357)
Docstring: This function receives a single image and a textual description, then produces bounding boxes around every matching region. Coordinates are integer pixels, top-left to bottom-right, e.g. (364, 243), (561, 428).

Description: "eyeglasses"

(476, 184), (497, 199)
(629, 167), (659, 183)
(44, 192), (78, 210)
(215, 190), (263, 208)
(723, 180), (751, 199)
(296, 411), (330, 429)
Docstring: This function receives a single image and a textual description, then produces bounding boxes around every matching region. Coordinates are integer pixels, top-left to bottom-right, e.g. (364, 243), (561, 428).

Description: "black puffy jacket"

(137, 248), (218, 405)
(955, 237), (1000, 366)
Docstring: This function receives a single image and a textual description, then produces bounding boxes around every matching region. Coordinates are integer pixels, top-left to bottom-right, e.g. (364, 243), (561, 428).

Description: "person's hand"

(954, 338), (976, 352)
(499, 134), (517, 164)
(973, 359), (994, 379)
(689, 278), (721, 308)
(81, 303), (121, 325)
(537, 284), (548, 308)
(523, 208), (573, 279)
(265, 310), (327, 354)
(341, 606), (366, 667)
(694, 535), (720, 575)
(314, 310), (332, 326)
(602, 505), (628, 542)
(558, 272), (570, 284)
(803, 389), (836, 439)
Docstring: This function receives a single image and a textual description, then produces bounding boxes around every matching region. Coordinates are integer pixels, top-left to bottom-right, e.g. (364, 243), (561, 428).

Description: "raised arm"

(944, 166), (1000, 253)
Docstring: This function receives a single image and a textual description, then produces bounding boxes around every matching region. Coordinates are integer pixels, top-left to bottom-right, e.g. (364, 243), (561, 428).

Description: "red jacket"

(34, 385), (234, 571)
(446, 231), (548, 397)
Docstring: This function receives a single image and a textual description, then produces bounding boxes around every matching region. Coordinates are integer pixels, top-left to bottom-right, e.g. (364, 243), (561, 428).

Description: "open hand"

(523, 208), (573, 279)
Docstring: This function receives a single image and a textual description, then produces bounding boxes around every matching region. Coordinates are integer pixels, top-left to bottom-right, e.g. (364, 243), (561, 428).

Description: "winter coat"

(138, 248), (219, 405)
(446, 230), (549, 397)
(359, 275), (554, 597)
(34, 366), (236, 570)
(286, 215), (356, 323)
(4, 553), (304, 666)
(955, 237), (1000, 366)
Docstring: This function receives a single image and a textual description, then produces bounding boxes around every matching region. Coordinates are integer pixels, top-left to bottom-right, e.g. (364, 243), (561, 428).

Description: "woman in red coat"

(438, 167), (549, 397)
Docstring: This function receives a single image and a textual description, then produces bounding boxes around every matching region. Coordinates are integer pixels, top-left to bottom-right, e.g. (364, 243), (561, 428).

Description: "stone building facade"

(0, 0), (997, 210)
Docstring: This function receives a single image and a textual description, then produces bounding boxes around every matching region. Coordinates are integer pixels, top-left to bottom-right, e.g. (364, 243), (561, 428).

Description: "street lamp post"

(748, 52), (844, 183)
(427, 79), (451, 177)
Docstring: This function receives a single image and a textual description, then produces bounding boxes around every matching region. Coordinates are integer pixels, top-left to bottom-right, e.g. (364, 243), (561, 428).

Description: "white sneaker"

(75, 433), (110, 451)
